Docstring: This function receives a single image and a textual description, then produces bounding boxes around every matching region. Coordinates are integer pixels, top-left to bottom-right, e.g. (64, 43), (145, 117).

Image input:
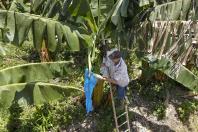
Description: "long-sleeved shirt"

(111, 58), (130, 87)
(100, 49), (117, 77)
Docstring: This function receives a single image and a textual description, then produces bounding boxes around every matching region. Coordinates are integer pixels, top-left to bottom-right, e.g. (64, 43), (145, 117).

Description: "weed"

(96, 107), (114, 132)
(177, 100), (198, 122)
(4, 97), (85, 132)
(153, 102), (166, 120)
(7, 101), (23, 132)
(0, 110), (9, 132)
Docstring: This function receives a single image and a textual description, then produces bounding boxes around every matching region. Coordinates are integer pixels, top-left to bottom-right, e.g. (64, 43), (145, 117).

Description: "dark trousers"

(116, 85), (127, 99)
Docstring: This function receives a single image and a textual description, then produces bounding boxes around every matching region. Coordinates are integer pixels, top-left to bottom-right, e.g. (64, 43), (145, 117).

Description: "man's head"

(109, 50), (121, 65)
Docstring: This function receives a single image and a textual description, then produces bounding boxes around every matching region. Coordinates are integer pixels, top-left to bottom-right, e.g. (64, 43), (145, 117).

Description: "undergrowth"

(3, 97), (85, 132)
(132, 79), (168, 120)
(0, 44), (198, 131)
(177, 100), (198, 122)
(130, 78), (198, 122)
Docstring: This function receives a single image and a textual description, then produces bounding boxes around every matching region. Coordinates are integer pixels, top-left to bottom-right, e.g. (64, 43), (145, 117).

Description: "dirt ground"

(65, 83), (198, 132)
(129, 85), (198, 132)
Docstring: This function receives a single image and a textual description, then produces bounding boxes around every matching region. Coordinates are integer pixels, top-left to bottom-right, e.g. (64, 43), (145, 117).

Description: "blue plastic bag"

(84, 68), (98, 114)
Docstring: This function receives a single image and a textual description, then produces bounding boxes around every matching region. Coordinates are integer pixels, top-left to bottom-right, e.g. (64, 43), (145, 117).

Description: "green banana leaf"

(70, 0), (98, 33)
(0, 61), (84, 108)
(0, 61), (73, 86)
(138, 20), (198, 92)
(139, 0), (150, 7)
(147, 56), (198, 92)
(196, 1), (198, 19)
(32, 18), (46, 50)
(32, 0), (98, 33)
(62, 25), (80, 51)
(13, 12), (33, 46)
(5, 11), (15, 42)
(149, 0), (192, 21)
(32, 0), (59, 18)
(46, 20), (57, 51)
(0, 10), (81, 52)
(90, 0), (115, 24)
(111, 0), (125, 26)
(31, 0), (45, 13)
(0, 10), (6, 29)
(9, 0), (30, 12)
(0, 82), (83, 108)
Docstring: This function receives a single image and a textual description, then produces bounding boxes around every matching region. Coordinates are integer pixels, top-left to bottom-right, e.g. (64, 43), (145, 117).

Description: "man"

(100, 48), (118, 78)
(103, 50), (130, 108)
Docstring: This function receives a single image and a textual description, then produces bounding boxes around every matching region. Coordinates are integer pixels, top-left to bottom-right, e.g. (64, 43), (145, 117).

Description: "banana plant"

(0, 0), (96, 107)
(0, 10), (81, 51)
(149, 0), (194, 21)
(0, 0), (97, 51)
(100, 0), (198, 92)
(0, 0), (120, 108)
(136, 17), (198, 91)
(0, 61), (83, 108)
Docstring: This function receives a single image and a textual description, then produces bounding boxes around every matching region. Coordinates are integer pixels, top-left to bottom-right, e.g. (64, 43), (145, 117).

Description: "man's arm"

(103, 77), (118, 85)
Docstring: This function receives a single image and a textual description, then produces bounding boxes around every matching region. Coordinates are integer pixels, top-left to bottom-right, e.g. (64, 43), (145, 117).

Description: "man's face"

(112, 58), (120, 65)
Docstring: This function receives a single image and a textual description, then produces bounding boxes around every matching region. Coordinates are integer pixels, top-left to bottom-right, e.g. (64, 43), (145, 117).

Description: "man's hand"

(103, 77), (117, 85)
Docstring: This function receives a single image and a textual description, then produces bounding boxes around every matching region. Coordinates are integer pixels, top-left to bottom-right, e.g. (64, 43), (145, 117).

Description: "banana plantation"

(0, 0), (198, 131)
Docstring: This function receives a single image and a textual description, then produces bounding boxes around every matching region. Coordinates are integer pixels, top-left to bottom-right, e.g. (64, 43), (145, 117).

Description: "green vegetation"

(1, 42), (197, 131)
(130, 79), (168, 120)
(130, 77), (198, 121)
(177, 100), (198, 122)
(1, 97), (84, 132)
(0, 0), (198, 131)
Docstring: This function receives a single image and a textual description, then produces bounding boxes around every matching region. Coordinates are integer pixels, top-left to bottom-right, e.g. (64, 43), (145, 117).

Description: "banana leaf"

(76, 32), (94, 48)
(0, 61), (84, 108)
(149, 0), (192, 21)
(111, 0), (124, 26)
(180, 0), (192, 20)
(0, 30), (2, 41)
(196, 1), (198, 19)
(32, 18), (46, 50)
(0, 82), (83, 108)
(0, 10), (6, 29)
(5, 11), (15, 42)
(55, 22), (64, 45)
(147, 56), (198, 92)
(0, 10), (83, 51)
(13, 12), (33, 46)
(31, 0), (97, 33)
(0, 61), (73, 86)
(139, 0), (150, 7)
(46, 20), (57, 52)
(90, 0), (115, 24)
(62, 25), (80, 51)
(138, 20), (198, 92)
(31, 0), (46, 13)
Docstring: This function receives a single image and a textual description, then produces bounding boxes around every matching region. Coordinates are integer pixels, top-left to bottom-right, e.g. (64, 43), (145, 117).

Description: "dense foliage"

(0, 0), (198, 131)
